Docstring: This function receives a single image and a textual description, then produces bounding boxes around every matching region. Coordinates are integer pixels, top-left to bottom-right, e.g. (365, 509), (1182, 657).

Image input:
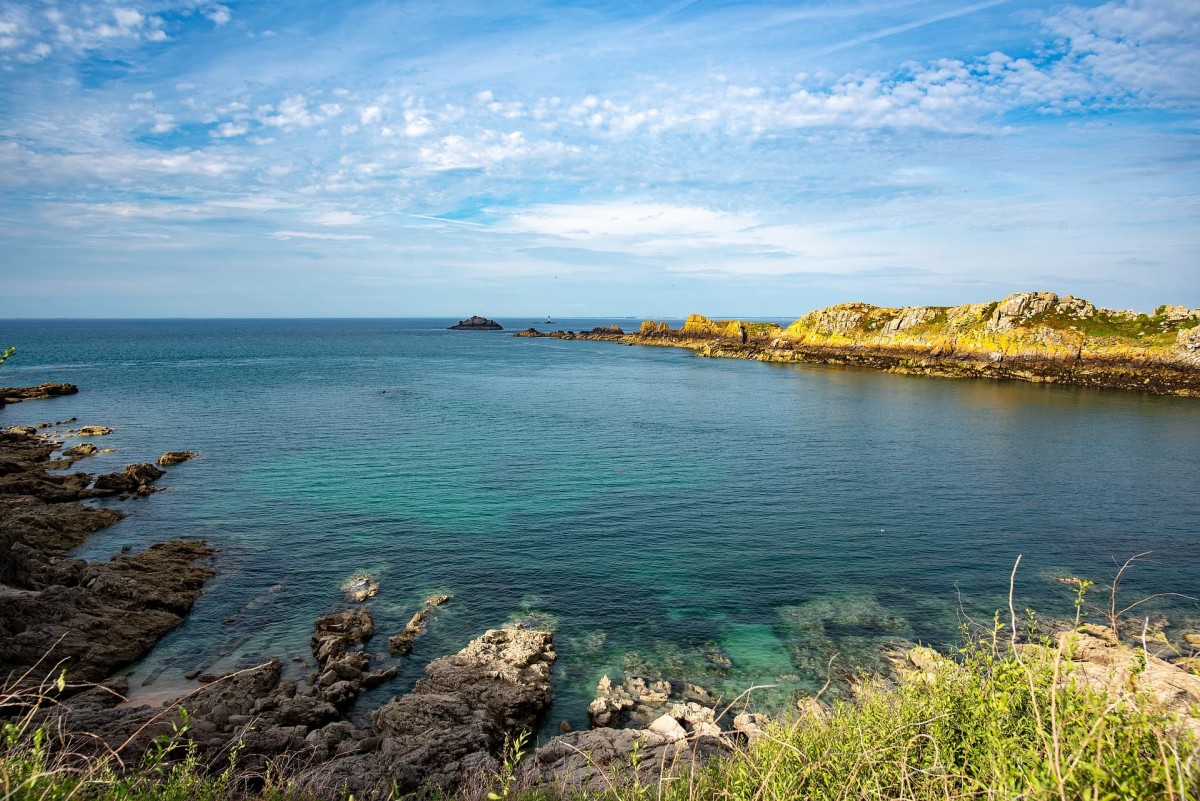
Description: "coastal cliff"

(520, 292), (1200, 395)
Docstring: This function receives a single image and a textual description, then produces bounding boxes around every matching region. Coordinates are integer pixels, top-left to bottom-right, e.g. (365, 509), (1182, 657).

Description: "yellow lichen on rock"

(777, 291), (1199, 366)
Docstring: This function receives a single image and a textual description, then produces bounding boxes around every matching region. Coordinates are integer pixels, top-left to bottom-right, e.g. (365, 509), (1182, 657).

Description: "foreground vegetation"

(4, 618), (1197, 801)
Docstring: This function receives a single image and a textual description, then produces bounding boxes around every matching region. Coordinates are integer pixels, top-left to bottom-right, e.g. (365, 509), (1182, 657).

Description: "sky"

(0, 0), (1197, 318)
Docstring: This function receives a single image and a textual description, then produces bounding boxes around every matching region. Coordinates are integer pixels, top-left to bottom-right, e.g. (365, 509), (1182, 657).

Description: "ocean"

(2, 318), (1198, 734)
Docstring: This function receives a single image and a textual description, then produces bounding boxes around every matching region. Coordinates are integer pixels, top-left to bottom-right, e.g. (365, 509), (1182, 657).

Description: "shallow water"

(2, 318), (1198, 735)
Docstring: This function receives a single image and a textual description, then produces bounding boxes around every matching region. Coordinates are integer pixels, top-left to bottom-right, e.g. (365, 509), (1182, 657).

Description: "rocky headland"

(516, 292), (1200, 396)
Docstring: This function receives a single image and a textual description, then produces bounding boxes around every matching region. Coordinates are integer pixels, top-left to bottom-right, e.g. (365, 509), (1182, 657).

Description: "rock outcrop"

(89, 462), (165, 497)
(520, 293), (1200, 396)
(0, 382), (78, 406)
(449, 316), (503, 331)
(0, 420), (214, 686)
(513, 325), (624, 341)
(295, 626), (555, 797)
(518, 727), (728, 795)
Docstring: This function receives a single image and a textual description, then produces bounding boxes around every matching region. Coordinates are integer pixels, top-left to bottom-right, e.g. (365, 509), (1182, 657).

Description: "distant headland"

(449, 315), (503, 331)
(516, 292), (1200, 396)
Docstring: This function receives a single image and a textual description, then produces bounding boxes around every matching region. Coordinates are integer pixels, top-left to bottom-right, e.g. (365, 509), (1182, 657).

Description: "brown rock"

(388, 609), (428, 655)
(157, 451), (197, 466)
(0, 383), (79, 404)
(76, 425), (114, 436)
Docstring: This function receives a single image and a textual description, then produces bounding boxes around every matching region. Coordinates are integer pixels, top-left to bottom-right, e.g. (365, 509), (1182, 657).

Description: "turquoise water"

(2, 318), (1199, 733)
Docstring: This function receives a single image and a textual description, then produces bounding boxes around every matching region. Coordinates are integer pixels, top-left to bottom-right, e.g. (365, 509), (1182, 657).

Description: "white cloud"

(151, 113), (176, 133)
(403, 109), (433, 137)
(359, 105), (382, 126)
(269, 230), (371, 240)
(313, 211), (367, 226)
(212, 121), (248, 138)
(258, 94), (343, 129)
(417, 130), (577, 171)
(112, 8), (143, 29)
(204, 5), (232, 26)
(1044, 0), (1200, 107)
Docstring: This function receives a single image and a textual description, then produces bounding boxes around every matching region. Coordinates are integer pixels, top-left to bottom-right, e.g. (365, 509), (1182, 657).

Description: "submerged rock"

(587, 673), (714, 730)
(340, 571), (379, 603)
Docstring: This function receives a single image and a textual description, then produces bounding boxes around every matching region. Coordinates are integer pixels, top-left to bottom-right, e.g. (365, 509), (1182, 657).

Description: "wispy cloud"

(0, 0), (1197, 316)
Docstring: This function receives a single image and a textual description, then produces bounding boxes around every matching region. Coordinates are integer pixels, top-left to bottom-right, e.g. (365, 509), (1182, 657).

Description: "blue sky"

(0, 0), (1197, 318)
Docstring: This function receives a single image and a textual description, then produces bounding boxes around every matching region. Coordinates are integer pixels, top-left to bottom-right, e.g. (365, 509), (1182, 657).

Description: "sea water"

(2, 318), (1198, 734)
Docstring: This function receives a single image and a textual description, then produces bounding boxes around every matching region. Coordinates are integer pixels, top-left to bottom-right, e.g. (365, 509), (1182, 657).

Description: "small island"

(448, 315), (503, 331)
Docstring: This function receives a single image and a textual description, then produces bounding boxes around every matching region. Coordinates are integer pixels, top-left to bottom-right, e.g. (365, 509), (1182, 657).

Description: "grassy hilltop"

(630, 292), (1200, 395)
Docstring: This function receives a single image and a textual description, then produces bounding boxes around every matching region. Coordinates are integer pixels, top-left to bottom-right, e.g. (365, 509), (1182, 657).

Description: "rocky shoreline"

(514, 292), (1200, 396)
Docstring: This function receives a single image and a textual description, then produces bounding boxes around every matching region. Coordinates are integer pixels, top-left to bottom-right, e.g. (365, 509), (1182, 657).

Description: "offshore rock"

(512, 326), (624, 341)
(388, 609), (429, 655)
(388, 594), (451, 654)
(449, 315), (503, 331)
(157, 450), (197, 466)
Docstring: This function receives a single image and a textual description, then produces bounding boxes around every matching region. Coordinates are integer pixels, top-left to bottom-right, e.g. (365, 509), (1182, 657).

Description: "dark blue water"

(2, 319), (1198, 733)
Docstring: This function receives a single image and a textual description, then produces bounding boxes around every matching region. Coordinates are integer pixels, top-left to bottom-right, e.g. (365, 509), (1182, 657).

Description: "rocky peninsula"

(516, 292), (1200, 396)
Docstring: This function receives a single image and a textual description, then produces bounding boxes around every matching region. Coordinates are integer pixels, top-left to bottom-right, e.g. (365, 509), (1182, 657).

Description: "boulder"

(157, 451), (197, 466)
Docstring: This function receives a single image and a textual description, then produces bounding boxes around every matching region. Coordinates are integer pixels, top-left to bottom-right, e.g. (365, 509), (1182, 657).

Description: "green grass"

(501, 628), (1199, 801)
(4, 627), (1197, 801)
